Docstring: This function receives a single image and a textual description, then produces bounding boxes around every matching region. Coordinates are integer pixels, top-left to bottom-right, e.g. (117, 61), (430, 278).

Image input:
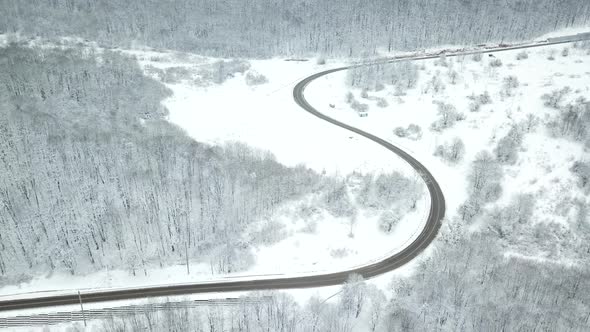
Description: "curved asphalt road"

(2, 34), (588, 313)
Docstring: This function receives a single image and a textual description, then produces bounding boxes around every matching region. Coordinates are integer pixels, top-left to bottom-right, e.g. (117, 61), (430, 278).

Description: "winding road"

(1, 33), (589, 314)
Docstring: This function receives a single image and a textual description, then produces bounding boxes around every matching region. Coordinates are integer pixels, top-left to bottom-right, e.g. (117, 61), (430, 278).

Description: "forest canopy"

(1, 0), (589, 57)
(0, 44), (324, 283)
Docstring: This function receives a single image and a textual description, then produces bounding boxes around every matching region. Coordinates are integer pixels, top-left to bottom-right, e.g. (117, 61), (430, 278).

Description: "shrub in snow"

(356, 172), (421, 211)
(571, 161), (590, 192)
(245, 70), (268, 85)
(548, 97), (590, 144)
(301, 220), (317, 234)
(484, 194), (536, 241)
(295, 203), (320, 220)
(379, 210), (401, 234)
(505, 194), (535, 224)
(406, 124), (423, 139)
(448, 70), (459, 84)
(472, 53), (482, 62)
(360, 88), (369, 98)
(144, 64), (165, 80)
(351, 100), (369, 113)
(459, 151), (503, 222)
(435, 54), (448, 67)
(516, 51), (528, 60)
(394, 127), (408, 137)
(209, 242), (255, 274)
(394, 124), (422, 140)
(541, 86), (571, 109)
(346, 91), (370, 114)
(316, 56), (326, 65)
(345, 91), (355, 104)
(198, 59), (251, 85)
(330, 248), (349, 258)
(434, 138), (465, 163)
(346, 60), (418, 92)
(376, 97), (388, 108)
(425, 73), (445, 93)
(494, 125), (523, 164)
(489, 58), (503, 67)
(561, 48), (569, 57)
(249, 220), (287, 245)
(501, 75), (519, 97)
(479, 91), (492, 104)
(468, 91), (492, 112)
(469, 102), (481, 113)
(430, 101), (465, 131)
(547, 50), (556, 61)
(322, 181), (356, 217)
(162, 66), (192, 83)
(523, 113), (540, 132)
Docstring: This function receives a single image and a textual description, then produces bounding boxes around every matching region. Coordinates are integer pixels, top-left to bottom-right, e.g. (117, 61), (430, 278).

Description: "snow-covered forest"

(0, 44), (324, 284)
(64, 243), (590, 331)
(1, 0), (589, 56)
(1, 1), (590, 331)
(0, 43), (425, 287)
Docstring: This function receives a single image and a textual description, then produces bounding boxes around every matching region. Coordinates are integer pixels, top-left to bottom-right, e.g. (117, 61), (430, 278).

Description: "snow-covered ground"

(306, 41), (590, 232)
(2, 31), (589, 329)
(0, 45), (428, 301)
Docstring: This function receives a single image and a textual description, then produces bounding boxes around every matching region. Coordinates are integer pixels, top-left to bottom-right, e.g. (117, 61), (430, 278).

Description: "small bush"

(516, 51), (528, 60)
(351, 100), (369, 113)
(435, 54), (448, 67)
(376, 97), (389, 108)
(301, 220), (317, 234)
(448, 70), (459, 84)
(360, 89), (369, 98)
(501, 75), (520, 97)
(162, 66), (193, 83)
(394, 127), (408, 137)
(425, 73), (445, 93)
(330, 248), (350, 258)
(345, 92), (354, 104)
(472, 53), (483, 62)
(198, 59), (251, 85)
(433, 138), (465, 163)
(570, 161), (590, 191)
(245, 70), (268, 85)
(541, 86), (571, 109)
(468, 91), (492, 112)
(394, 124), (422, 140)
(431, 102), (465, 131)
(489, 58), (503, 67)
(561, 48), (569, 57)
(379, 210), (401, 234)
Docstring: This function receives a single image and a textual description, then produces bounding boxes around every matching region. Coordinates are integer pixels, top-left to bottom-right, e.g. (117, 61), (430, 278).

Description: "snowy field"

(306, 41), (590, 237)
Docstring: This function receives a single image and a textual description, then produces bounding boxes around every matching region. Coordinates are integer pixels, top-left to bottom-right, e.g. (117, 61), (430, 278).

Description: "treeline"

(1, 0), (589, 57)
(87, 275), (387, 332)
(72, 231), (590, 332)
(386, 230), (590, 331)
(0, 44), (322, 284)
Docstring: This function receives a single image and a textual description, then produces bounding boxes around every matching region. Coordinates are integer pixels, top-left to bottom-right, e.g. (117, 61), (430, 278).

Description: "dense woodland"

(1, 0), (590, 57)
(73, 229), (590, 332)
(0, 43), (422, 285)
(1, 1), (589, 330)
(0, 44), (327, 284)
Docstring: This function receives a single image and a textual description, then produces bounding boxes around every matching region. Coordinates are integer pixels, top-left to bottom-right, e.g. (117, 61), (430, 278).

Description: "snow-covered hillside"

(0, 43), (428, 298)
(307, 41), (590, 263)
